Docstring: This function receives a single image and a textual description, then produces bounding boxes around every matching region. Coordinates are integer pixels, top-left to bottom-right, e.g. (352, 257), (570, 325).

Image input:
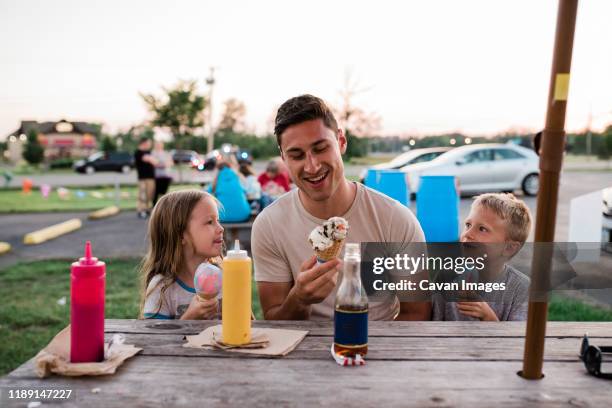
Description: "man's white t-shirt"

(252, 182), (425, 320)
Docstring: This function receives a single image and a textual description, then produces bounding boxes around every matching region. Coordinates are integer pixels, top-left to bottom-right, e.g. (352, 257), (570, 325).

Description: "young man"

(433, 193), (532, 321)
(134, 137), (155, 219)
(252, 94), (430, 321)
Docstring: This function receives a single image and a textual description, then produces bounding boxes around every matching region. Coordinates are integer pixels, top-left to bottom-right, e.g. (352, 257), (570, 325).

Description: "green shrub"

(49, 158), (75, 169)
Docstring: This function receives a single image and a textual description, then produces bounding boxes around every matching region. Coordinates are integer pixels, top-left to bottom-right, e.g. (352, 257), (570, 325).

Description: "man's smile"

(303, 170), (330, 187)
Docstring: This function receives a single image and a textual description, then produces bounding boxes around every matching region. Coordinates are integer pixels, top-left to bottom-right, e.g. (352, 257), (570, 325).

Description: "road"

(4, 159), (611, 188)
(1, 171), (611, 268)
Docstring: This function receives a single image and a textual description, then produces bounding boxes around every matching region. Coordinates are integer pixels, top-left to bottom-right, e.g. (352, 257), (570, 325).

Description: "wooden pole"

(521, 0), (579, 380)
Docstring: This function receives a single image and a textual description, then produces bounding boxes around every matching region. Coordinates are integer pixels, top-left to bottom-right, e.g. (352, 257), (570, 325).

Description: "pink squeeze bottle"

(70, 241), (105, 362)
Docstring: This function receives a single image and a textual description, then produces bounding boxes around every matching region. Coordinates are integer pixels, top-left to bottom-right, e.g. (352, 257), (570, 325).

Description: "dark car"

(170, 149), (201, 165)
(73, 151), (134, 174)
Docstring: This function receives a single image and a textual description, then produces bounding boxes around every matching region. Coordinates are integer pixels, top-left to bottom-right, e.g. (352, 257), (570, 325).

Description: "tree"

(101, 136), (117, 153)
(597, 125), (612, 160)
(217, 98), (247, 134)
(335, 69), (382, 159)
(344, 130), (368, 160)
(141, 80), (206, 149)
(90, 123), (104, 140)
(22, 129), (44, 165)
(340, 106), (382, 138)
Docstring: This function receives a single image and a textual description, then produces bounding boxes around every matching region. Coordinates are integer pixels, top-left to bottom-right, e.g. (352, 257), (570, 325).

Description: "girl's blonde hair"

(138, 189), (222, 318)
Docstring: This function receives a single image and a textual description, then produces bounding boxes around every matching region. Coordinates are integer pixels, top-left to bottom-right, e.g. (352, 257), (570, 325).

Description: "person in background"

(273, 156), (293, 188)
(209, 157), (251, 222)
(151, 140), (174, 207)
(238, 159), (262, 213)
(532, 131), (542, 156)
(258, 160), (290, 199)
(134, 137), (155, 219)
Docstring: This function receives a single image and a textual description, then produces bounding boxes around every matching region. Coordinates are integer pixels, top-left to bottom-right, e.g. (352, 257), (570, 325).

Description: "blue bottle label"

(334, 309), (368, 347)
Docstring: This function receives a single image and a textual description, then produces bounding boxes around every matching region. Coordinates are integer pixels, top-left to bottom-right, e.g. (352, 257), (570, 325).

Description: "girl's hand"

(456, 301), (499, 321)
(181, 295), (219, 320)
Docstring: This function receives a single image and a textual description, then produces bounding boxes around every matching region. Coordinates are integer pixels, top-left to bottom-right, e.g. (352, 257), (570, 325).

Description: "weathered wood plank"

(1, 358), (609, 407)
(106, 319), (612, 338)
(93, 332), (586, 362)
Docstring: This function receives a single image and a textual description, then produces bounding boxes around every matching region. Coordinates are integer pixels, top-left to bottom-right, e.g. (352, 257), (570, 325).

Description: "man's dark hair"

(138, 136), (150, 145)
(274, 94), (338, 148)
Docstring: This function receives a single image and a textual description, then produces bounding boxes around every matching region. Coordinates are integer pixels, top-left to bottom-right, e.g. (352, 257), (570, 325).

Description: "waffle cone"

(197, 293), (216, 301)
(315, 239), (345, 262)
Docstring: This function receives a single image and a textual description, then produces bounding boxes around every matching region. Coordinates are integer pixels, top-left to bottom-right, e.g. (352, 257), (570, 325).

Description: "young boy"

(433, 193), (532, 321)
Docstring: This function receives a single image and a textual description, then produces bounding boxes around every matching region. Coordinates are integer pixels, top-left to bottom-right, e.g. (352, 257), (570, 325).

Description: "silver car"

(359, 147), (451, 183)
(401, 143), (540, 196)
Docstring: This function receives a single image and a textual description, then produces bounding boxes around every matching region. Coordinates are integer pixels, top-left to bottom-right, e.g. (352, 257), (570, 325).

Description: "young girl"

(140, 189), (225, 320)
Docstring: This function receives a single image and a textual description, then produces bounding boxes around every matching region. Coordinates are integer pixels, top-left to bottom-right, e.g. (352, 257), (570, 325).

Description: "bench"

(221, 215), (256, 250)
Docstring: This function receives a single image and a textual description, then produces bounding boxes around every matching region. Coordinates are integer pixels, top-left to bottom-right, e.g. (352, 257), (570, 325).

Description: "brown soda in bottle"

(333, 243), (368, 357)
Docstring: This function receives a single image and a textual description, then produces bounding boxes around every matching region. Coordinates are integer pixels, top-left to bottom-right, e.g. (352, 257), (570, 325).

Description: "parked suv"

(73, 151), (134, 174)
(170, 149), (201, 165)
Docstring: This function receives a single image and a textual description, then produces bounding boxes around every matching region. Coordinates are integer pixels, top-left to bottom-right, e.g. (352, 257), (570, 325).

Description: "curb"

(88, 205), (120, 220)
(0, 242), (11, 254)
(23, 218), (82, 245)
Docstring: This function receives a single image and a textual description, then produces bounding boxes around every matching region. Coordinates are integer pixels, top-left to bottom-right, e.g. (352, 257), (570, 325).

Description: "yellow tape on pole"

(553, 73), (570, 101)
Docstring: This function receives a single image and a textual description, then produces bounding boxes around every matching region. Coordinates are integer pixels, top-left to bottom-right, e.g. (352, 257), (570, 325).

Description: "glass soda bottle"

(334, 243), (368, 357)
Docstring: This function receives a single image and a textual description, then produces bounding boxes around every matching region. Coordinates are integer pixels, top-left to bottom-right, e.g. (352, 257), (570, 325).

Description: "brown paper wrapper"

(315, 239), (345, 262)
(34, 326), (142, 378)
(184, 324), (307, 356)
(211, 330), (270, 349)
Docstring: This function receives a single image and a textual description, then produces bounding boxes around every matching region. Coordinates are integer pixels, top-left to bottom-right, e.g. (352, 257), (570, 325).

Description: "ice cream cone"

(315, 239), (345, 262)
(197, 292), (217, 302)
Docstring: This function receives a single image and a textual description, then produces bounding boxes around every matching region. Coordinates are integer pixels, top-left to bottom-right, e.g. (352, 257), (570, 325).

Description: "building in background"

(5, 119), (99, 163)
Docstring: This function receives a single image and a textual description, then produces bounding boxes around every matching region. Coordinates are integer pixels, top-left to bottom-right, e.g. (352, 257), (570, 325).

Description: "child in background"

(433, 193), (532, 321)
(140, 190), (225, 320)
(258, 160), (290, 197)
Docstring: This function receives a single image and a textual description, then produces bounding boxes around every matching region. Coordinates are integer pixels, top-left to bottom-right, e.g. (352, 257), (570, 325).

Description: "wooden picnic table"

(2, 320), (612, 407)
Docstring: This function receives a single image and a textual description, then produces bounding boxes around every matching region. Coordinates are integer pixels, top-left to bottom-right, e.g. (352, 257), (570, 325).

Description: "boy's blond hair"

(472, 193), (532, 243)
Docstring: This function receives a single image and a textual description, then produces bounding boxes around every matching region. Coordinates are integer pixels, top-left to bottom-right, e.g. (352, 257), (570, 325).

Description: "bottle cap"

(71, 241), (105, 278)
(79, 241), (98, 265)
(225, 239), (248, 260)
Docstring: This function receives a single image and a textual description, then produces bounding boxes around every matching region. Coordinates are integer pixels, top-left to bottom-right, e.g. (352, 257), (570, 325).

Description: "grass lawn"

(0, 258), (263, 376)
(0, 184), (201, 213)
(548, 294), (612, 321)
(349, 155), (395, 166)
(1, 259), (611, 376)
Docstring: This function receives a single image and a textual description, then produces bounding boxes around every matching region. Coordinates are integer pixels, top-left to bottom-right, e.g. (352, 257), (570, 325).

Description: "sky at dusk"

(1, 0), (611, 139)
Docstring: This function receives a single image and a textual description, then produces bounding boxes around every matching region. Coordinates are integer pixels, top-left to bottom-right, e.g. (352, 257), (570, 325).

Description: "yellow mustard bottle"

(222, 240), (252, 345)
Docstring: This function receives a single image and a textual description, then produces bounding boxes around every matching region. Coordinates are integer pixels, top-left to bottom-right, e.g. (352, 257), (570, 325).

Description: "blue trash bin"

(378, 170), (409, 206)
(416, 175), (459, 242)
(364, 169), (380, 189)
(366, 169), (409, 206)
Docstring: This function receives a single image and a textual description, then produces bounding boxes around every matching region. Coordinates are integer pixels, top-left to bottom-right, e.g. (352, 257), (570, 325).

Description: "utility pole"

(521, 0), (578, 380)
(206, 67), (216, 154)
